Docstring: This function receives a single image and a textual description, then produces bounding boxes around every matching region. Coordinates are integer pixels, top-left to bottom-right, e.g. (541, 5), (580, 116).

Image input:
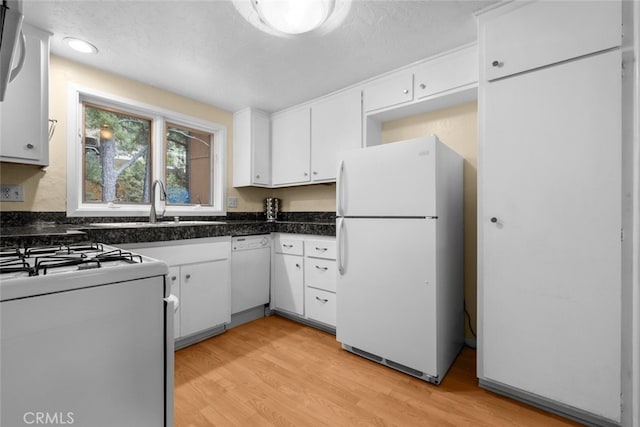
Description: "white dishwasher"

(231, 235), (271, 314)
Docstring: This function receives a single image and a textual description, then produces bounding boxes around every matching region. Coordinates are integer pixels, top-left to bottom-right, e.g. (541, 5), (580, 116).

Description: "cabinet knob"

(26, 144), (34, 149)
(185, 274), (191, 279)
(419, 83), (426, 90)
(491, 60), (504, 68)
(171, 276), (177, 281)
(490, 217), (498, 223)
(256, 174), (260, 179)
(402, 89), (409, 94)
(312, 171), (318, 175)
(304, 172), (308, 177)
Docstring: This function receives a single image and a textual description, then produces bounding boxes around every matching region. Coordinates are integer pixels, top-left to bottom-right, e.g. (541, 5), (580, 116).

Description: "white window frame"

(66, 84), (227, 217)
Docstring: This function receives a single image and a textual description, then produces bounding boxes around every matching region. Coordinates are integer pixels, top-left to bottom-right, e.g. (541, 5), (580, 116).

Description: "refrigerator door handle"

(337, 160), (345, 217)
(337, 218), (345, 275)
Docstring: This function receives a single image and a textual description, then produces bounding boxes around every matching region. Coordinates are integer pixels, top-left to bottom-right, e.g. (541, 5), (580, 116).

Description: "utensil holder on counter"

(264, 198), (281, 222)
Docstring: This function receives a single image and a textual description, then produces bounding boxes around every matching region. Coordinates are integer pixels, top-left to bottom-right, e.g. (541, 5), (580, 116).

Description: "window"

(67, 85), (226, 217)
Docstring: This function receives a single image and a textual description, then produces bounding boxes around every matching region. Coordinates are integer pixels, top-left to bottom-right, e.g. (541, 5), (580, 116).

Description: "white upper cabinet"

(233, 108), (271, 187)
(0, 24), (50, 166)
(310, 88), (362, 182)
(413, 45), (478, 99)
(362, 70), (414, 113)
(482, 0), (622, 81)
(271, 106), (311, 186)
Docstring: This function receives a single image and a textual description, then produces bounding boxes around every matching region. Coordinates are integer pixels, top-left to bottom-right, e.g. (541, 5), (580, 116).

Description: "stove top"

(0, 243), (144, 279)
(0, 243), (168, 301)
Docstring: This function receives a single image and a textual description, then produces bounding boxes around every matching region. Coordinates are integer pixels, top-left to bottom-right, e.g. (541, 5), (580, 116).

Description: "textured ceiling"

(23, 0), (497, 113)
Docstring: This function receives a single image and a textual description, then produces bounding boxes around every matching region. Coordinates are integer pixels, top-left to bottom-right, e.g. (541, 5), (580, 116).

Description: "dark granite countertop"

(0, 212), (336, 248)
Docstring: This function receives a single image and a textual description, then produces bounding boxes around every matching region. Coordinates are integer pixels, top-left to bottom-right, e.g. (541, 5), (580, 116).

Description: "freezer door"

(337, 136), (437, 217)
(336, 218), (438, 376)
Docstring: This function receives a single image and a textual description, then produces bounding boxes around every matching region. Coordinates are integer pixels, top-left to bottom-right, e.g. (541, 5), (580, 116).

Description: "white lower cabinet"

(271, 234), (337, 328)
(272, 235), (305, 316)
(122, 237), (231, 341)
(180, 260), (230, 337)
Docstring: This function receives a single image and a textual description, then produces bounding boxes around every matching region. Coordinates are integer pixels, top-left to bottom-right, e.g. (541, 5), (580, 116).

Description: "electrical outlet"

(1, 184), (24, 202)
(227, 197), (238, 208)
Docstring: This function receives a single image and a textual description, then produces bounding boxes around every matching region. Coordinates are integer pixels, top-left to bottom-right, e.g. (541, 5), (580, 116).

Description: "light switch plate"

(227, 197), (238, 208)
(1, 184), (24, 202)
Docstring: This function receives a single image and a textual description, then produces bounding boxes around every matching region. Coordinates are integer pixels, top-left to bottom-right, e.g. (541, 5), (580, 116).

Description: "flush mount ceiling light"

(233, 0), (350, 37)
(63, 37), (98, 54)
(254, 0), (334, 35)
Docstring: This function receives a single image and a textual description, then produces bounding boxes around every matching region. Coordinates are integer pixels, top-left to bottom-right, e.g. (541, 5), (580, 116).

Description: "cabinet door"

(271, 107), (311, 186)
(413, 45), (477, 99)
(480, 50), (621, 421)
(233, 108), (271, 187)
(362, 70), (413, 112)
(310, 89), (361, 181)
(180, 260), (230, 337)
(272, 253), (304, 316)
(168, 266), (181, 339)
(0, 25), (49, 165)
(481, 1), (620, 81)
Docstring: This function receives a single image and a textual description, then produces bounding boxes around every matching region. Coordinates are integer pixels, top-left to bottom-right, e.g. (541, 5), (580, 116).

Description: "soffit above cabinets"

(22, 0), (498, 113)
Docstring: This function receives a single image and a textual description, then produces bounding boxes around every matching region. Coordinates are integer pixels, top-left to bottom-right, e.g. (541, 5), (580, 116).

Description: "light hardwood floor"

(174, 316), (578, 426)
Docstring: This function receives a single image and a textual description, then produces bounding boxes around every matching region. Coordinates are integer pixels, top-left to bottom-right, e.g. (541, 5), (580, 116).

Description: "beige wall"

(381, 101), (478, 340)
(0, 55), (338, 214)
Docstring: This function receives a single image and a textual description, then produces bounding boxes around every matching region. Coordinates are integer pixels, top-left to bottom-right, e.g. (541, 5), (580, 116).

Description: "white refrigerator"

(336, 135), (464, 384)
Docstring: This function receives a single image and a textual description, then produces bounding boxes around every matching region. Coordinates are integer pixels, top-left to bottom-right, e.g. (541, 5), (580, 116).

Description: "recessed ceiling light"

(63, 37), (98, 54)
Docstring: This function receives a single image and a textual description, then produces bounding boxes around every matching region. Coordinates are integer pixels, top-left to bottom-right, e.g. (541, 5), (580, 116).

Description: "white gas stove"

(0, 242), (175, 427)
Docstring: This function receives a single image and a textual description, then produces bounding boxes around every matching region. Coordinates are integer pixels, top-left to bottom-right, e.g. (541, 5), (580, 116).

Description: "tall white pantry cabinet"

(476, 1), (625, 426)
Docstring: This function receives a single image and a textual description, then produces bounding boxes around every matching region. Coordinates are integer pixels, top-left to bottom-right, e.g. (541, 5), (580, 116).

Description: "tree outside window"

(83, 104), (152, 204)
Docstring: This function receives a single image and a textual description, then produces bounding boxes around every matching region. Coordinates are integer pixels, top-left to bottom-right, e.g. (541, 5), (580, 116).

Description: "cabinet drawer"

(274, 236), (304, 255)
(481, 1), (621, 81)
(304, 239), (336, 260)
(362, 70), (413, 112)
(305, 288), (336, 327)
(305, 258), (336, 293)
(414, 45), (477, 99)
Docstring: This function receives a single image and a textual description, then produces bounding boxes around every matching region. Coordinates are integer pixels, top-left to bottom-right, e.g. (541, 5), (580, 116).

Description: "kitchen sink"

(90, 220), (226, 228)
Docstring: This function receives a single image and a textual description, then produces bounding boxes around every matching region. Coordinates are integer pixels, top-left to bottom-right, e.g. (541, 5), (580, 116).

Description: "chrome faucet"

(150, 179), (167, 224)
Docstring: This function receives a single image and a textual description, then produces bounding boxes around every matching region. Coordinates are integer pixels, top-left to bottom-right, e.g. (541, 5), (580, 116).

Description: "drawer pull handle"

(282, 244), (294, 248)
(315, 247), (327, 252)
(315, 296), (329, 303)
(315, 265), (328, 271)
